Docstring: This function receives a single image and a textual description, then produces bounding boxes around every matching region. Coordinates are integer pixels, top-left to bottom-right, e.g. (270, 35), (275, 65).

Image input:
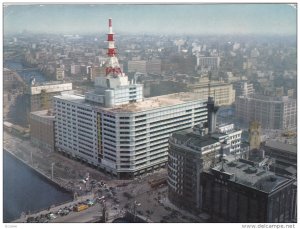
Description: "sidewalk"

(13, 193), (95, 223)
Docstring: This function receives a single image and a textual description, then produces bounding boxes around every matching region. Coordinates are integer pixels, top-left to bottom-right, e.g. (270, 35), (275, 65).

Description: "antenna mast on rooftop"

(208, 71), (211, 97)
(105, 18), (123, 77)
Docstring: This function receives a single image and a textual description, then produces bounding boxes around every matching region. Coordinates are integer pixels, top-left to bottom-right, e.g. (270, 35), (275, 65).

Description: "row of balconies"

(148, 114), (194, 129)
(133, 104), (206, 122)
(117, 152), (167, 167)
(117, 146), (168, 162)
(149, 117), (193, 132)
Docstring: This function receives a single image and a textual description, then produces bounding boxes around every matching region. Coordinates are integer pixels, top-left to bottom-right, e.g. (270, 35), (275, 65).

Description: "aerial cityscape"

(2, 3), (297, 225)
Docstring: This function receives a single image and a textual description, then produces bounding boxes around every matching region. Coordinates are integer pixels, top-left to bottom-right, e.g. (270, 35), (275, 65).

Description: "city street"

(6, 131), (206, 223)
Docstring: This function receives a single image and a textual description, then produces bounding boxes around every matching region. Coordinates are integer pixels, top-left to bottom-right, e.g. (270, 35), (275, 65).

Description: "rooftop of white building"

(108, 92), (207, 112)
(55, 92), (207, 113)
(55, 93), (86, 103)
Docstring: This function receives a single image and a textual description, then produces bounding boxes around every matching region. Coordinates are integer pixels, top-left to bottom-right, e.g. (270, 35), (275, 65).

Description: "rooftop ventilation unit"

(244, 166), (257, 174)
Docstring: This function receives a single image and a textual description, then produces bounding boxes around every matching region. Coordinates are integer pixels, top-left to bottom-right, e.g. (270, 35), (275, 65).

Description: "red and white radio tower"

(105, 18), (123, 77)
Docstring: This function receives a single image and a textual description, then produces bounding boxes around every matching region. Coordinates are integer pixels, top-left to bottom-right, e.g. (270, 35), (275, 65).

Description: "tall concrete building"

(196, 55), (220, 70)
(236, 95), (296, 130)
(30, 110), (55, 153)
(167, 124), (242, 212)
(27, 82), (72, 111)
(54, 19), (208, 178)
(167, 97), (242, 213)
(168, 128), (222, 212)
(187, 78), (235, 106)
(128, 60), (147, 74)
(15, 81), (72, 125)
(233, 81), (254, 97)
(128, 59), (161, 75)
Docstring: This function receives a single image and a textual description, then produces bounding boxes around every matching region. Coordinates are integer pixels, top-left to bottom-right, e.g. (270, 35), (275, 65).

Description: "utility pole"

(132, 200), (141, 223)
(51, 162), (55, 180)
(73, 192), (78, 201)
(133, 201), (137, 223)
(30, 151), (33, 165)
(101, 201), (108, 222)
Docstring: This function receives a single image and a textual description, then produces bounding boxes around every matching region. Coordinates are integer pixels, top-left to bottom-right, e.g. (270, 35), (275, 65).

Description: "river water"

(3, 150), (73, 222)
(3, 60), (73, 222)
(4, 60), (47, 84)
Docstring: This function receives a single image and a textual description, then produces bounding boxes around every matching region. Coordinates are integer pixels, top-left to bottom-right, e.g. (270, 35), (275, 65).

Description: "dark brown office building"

(201, 159), (296, 223)
(168, 129), (221, 213)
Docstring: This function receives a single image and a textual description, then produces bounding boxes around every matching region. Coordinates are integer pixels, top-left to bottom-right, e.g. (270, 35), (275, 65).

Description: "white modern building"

(212, 123), (242, 155)
(54, 19), (208, 178)
(54, 92), (208, 178)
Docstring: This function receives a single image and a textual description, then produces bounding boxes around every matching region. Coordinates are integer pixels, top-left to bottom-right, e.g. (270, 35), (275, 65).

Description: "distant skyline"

(3, 3), (297, 36)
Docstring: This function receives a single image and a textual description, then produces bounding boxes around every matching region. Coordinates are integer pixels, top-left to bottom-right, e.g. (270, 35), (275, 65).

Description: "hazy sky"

(3, 4), (297, 35)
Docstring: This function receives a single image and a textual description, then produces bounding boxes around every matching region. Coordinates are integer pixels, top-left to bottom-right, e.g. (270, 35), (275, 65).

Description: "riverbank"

(4, 149), (71, 194)
(3, 150), (73, 222)
(4, 132), (203, 223)
(3, 131), (119, 222)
